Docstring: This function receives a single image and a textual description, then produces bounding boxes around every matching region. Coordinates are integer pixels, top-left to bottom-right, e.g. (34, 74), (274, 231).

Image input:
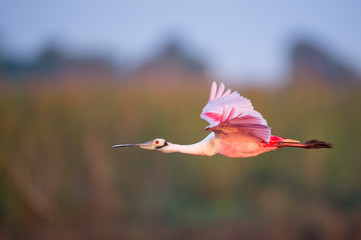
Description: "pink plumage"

(201, 82), (270, 142)
(113, 82), (333, 158)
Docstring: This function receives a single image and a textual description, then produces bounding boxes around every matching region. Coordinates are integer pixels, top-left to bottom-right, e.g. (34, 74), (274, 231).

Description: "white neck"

(161, 133), (217, 156)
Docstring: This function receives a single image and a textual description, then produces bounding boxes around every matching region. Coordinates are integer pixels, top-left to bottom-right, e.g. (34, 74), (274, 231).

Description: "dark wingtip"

(304, 139), (333, 149)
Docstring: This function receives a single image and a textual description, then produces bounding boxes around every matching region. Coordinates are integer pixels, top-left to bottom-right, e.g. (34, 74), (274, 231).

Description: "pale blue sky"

(0, 0), (360, 83)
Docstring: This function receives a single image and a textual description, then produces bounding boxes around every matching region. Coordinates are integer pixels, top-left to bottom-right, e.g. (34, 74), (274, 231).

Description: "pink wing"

(200, 82), (271, 142)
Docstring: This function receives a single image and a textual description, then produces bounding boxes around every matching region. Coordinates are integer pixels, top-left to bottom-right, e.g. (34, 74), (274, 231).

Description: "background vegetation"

(0, 80), (360, 239)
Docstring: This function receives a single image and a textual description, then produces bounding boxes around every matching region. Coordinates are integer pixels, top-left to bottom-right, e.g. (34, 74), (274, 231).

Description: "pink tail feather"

(278, 139), (333, 149)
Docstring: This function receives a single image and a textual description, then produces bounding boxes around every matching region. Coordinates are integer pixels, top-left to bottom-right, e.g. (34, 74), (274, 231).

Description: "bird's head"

(112, 138), (169, 151)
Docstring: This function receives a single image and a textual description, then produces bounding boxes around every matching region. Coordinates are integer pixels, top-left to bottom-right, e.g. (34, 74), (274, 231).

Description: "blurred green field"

(0, 81), (360, 240)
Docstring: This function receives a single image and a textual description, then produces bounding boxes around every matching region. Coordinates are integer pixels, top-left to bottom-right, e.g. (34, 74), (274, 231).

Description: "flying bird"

(113, 82), (332, 158)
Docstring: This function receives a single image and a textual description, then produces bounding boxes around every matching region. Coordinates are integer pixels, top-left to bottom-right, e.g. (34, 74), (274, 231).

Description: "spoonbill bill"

(113, 82), (332, 158)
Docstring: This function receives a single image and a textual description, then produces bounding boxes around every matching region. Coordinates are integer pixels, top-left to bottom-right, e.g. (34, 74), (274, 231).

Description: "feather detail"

(201, 82), (270, 142)
(209, 82), (217, 101)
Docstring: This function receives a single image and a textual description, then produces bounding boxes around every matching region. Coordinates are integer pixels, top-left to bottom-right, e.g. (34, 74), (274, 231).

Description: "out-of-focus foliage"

(0, 80), (360, 240)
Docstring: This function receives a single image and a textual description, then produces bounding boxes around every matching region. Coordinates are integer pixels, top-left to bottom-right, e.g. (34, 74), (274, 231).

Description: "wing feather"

(209, 82), (217, 101)
(201, 82), (271, 142)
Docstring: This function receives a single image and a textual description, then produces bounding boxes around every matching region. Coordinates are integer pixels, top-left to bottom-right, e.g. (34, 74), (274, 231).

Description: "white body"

(162, 132), (278, 158)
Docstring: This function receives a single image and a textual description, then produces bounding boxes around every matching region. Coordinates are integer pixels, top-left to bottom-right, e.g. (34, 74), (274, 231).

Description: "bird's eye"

(155, 140), (159, 144)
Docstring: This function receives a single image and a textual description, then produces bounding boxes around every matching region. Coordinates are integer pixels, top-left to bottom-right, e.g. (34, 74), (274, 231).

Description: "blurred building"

(290, 40), (361, 87)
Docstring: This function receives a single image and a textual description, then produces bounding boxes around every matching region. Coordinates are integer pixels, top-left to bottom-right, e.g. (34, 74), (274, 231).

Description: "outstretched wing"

(200, 82), (271, 142)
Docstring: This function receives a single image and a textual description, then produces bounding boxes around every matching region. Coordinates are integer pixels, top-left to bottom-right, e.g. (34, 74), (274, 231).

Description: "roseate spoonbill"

(112, 82), (332, 158)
